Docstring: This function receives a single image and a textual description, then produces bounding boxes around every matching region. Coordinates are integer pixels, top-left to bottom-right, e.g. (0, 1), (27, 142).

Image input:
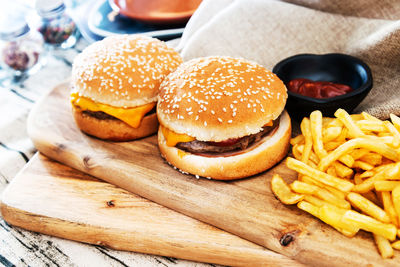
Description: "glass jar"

(0, 17), (44, 76)
(33, 0), (79, 49)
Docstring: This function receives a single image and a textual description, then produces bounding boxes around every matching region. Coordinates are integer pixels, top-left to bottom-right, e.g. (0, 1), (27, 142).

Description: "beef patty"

(176, 118), (279, 154)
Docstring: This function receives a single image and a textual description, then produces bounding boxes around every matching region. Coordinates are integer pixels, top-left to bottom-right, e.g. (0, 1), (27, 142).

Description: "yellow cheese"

(160, 125), (195, 147)
(264, 120), (273, 127)
(70, 93), (155, 128)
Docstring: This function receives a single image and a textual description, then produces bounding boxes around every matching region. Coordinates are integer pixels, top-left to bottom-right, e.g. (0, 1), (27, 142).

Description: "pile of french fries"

(271, 108), (400, 259)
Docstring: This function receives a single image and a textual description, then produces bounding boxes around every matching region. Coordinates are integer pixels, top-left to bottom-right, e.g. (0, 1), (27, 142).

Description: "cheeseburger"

(71, 35), (182, 141)
(157, 56), (291, 180)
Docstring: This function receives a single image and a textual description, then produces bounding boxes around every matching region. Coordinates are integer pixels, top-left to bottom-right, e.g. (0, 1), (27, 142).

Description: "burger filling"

(70, 93), (156, 128)
(162, 118), (279, 155)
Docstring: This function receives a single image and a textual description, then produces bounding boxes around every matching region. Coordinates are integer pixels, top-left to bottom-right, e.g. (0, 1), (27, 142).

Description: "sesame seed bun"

(158, 111), (291, 180)
(157, 56), (288, 142)
(72, 35), (183, 108)
(70, 35), (182, 141)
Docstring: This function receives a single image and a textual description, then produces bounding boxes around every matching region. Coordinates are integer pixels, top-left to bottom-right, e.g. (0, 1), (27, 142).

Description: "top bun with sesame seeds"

(157, 56), (291, 180)
(70, 35), (183, 141)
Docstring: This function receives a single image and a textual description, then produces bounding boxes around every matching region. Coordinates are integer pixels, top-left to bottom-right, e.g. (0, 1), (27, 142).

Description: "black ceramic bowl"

(272, 53), (373, 119)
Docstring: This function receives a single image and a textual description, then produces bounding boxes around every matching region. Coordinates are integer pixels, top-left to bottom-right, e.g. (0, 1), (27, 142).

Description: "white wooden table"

(0, 38), (214, 267)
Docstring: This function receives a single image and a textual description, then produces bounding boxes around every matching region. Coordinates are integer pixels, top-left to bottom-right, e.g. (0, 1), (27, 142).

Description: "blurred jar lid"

(0, 10), (30, 41)
(35, 0), (66, 18)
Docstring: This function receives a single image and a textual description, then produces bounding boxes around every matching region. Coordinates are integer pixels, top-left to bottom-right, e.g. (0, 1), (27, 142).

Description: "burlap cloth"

(177, 0), (400, 119)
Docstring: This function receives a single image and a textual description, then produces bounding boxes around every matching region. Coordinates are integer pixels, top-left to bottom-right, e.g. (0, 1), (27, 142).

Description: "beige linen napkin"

(178, 0), (400, 119)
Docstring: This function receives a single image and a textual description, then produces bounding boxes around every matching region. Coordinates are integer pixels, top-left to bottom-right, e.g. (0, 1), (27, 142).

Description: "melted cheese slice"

(160, 120), (273, 147)
(71, 93), (155, 128)
(160, 125), (195, 147)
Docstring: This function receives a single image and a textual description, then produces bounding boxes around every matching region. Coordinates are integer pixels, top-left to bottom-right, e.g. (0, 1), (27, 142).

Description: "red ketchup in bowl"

(287, 78), (353, 98)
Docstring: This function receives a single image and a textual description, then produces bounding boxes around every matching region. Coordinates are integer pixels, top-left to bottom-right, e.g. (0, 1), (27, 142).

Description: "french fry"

(338, 154), (355, 168)
(303, 195), (341, 209)
(300, 118), (313, 164)
(323, 127), (342, 142)
(287, 157), (354, 192)
(347, 192), (390, 223)
(292, 144), (303, 160)
(352, 164), (399, 193)
(324, 141), (342, 151)
(316, 188), (351, 209)
(350, 148), (370, 160)
(359, 153), (382, 166)
(375, 181), (400, 191)
(335, 127), (348, 142)
(327, 166), (337, 177)
(297, 201), (319, 217)
(318, 138), (399, 172)
(350, 114), (364, 121)
(374, 234), (394, 259)
(333, 161), (353, 178)
(381, 191), (398, 227)
(300, 176), (346, 199)
(354, 173), (363, 185)
(319, 205), (359, 237)
(384, 121), (400, 148)
(290, 135), (304, 146)
(361, 111), (382, 122)
(335, 109), (365, 138)
(310, 110), (327, 159)
(356, 120), (386, 132)
(270, 174), (303, 205)
(324, 118), (343, 128)
(392, 185), (400, 226)
(343, 210), (397, 241)
(290, 181), (319, 194)
(392, 240), (400, 250)
(390, 114), (400, 132)
(353, 161), (374, 171)
(360, 170), (375, 179)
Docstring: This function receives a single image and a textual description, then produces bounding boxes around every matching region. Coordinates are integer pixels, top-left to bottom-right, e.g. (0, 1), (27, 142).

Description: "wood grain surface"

(1, 153), (300, 266)
(24, 82), (400, 266)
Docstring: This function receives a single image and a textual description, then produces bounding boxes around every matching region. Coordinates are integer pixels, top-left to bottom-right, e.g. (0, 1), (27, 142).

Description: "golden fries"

(310, 110), (327, 159)
(347, 193), (390, 223)
(343, 210), (396, 241)
(300, 118), (313, 164)
(270, 174), (303, 205)
(375, 181), (400, 191)
(374, 234), (394, 259)
(335, 108), (365, 138)
(381, 191), (398, 227)
(287, 157), (354, 192)
(271, 109), (400, 259)
(318, 138), (399, 172)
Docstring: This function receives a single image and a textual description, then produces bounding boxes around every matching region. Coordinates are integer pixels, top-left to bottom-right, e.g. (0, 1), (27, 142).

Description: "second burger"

(70, 35), (183, 141)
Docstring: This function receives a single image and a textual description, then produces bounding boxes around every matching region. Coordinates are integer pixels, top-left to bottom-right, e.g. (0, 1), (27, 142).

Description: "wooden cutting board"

(1, 153), (300, 266)
(22, 82), (400, 266)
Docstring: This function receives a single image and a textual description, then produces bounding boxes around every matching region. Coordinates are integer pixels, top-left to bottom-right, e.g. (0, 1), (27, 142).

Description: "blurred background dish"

(109, 0), (202, 24)
(273, 53), (373, 119)
(87, 0), (185, 41)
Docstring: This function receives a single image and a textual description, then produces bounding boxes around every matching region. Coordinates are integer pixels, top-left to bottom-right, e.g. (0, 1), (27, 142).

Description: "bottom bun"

(73, 107), (158, 141)
(158, 111), (291, 180)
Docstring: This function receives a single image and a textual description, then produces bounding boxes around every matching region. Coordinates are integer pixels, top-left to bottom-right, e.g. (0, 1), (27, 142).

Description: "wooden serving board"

(20, 82), (400, 266)
(1, 153), (300, 266)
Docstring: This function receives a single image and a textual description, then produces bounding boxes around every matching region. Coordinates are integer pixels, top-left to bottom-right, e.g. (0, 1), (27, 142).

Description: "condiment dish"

(272, 53), (373, 119)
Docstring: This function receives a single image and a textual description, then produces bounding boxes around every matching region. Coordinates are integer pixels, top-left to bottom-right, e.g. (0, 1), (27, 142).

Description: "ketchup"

(287, 78), (352, 99)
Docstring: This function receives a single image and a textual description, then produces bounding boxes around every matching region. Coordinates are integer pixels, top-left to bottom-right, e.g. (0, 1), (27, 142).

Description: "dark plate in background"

(109, 0), (202, 24)
(70, 0), (186, 43)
